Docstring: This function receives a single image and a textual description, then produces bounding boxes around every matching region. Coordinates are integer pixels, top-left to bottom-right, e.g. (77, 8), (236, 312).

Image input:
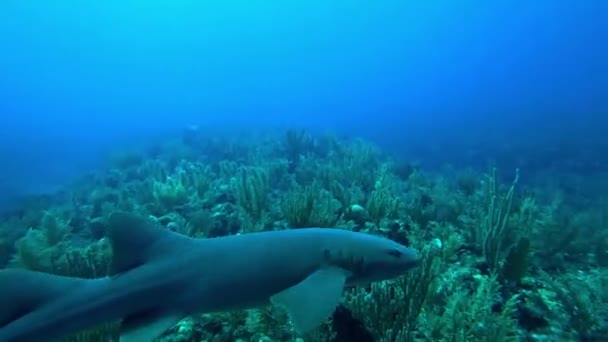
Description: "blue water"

(0, 0), (605, 209)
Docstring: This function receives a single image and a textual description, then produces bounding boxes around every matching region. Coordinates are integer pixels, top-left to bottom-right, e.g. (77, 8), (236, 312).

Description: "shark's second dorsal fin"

(107, 212), (192, 275)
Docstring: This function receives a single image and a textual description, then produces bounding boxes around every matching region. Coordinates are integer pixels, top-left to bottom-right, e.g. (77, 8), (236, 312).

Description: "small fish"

(0, 212), (419, 341)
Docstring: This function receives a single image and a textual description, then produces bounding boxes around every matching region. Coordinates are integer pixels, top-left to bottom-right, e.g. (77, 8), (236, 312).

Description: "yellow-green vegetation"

(233, 166), (269, 223)
(282, 181), (340, 228)
(11, 211), (111, 278)
(1, 129), (607, 341)
(152, 173), (189, 212)
(345, 222), (519, 342)
(366, 167), (401, 228)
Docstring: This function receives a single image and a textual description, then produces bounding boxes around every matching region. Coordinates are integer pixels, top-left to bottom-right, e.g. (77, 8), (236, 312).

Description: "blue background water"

(0, 0), (605, 209)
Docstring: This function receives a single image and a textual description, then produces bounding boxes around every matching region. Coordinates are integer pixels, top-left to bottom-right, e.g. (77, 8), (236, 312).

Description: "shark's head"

(323, 230), (420, 286)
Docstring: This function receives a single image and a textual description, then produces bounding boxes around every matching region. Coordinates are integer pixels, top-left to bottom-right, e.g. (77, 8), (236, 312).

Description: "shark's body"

(0, 212), (419, 342)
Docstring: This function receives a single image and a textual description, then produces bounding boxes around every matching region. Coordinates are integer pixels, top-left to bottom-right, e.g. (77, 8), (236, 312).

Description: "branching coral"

(1, 129), (606, 342)
(152, 175), (189, 211)
(282, 182), (340, 228)
(232, 166), (269, 223)
(345, 240), (447, 341)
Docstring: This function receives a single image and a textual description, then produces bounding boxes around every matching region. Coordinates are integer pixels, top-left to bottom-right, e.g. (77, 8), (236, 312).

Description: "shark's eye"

(387, 249), (402, 258)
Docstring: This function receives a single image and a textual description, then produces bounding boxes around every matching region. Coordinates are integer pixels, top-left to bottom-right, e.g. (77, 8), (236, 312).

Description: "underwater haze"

(2, 1), (608, 341)
(0, 0), (605, 206)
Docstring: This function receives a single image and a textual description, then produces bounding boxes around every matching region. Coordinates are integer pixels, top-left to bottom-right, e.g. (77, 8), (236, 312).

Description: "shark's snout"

(388, 246), (420, 274)
(402, 247), (420, 268)
(343, 236), (422, 286)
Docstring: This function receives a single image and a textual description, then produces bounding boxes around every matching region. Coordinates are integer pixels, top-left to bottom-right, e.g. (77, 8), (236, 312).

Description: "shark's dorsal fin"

(107, 212), (192, 275)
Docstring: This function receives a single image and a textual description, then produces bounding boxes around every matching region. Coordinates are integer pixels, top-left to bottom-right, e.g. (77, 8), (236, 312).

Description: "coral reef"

(1, 129), (607, 341)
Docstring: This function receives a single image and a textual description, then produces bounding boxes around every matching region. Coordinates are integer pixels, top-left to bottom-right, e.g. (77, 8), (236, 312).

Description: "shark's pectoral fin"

(119, 311), (183, 342)
(270, 267), (349, 334)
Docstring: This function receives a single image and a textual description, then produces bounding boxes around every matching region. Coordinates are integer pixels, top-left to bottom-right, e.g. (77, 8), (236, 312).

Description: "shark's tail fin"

(0, 268), (85, 328)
